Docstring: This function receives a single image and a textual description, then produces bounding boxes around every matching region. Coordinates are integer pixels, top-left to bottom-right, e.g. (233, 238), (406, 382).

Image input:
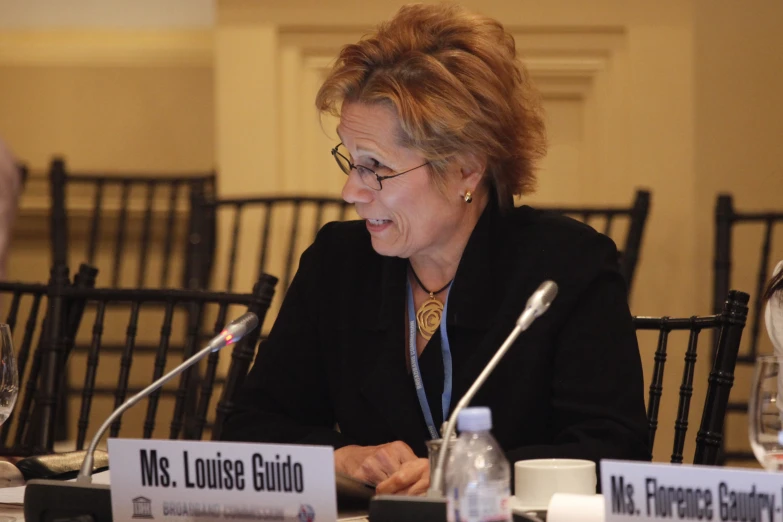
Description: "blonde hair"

(316, 3), (546, 208)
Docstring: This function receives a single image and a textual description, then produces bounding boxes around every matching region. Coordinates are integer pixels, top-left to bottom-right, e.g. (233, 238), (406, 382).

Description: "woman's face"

(338, 102), (474, 261)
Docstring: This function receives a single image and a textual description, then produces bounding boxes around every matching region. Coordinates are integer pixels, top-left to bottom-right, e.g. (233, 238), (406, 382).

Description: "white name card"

(600, 459), (783, 522)
(108, 438), (336, 522)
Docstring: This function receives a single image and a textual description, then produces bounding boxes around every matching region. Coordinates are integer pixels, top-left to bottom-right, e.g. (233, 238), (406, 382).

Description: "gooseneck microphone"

(369, 281), (557, 522)
(24, 312), (260, 522)
(369, 281), (558, 522)
(77, 311), (259, 482)
(427, 281), (558, 497)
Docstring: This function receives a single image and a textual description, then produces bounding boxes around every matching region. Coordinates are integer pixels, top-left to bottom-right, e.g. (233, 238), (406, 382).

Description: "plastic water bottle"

(445, 407), (511, 522)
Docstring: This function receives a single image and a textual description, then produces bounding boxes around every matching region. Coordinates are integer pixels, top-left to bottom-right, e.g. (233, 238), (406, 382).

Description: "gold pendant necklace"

(410, 265), (453, 341)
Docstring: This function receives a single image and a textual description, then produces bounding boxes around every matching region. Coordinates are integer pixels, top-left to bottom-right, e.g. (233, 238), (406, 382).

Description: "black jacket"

(221, 200), (651, 467)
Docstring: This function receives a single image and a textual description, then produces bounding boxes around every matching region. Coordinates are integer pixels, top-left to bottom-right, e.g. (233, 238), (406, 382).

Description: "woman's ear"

(459, 152), (487, 191)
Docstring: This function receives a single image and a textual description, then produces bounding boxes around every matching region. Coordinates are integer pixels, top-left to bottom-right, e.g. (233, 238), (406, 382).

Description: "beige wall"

(0, 0), (214, 28)
(1, 0), (781, 462)
(0, 31), (215, 284)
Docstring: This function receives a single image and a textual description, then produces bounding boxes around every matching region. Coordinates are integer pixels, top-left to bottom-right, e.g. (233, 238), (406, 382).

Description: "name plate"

(600, 459), (783, 522)
(108, 438), (336, 522)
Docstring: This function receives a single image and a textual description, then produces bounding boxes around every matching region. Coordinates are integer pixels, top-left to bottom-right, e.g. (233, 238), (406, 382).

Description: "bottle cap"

(457, 407), (492, 432)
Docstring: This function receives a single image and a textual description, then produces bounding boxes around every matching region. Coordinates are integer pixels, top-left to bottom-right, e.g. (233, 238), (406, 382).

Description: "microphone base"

(368, 495), (447, 522)
(24, 478), (112, 522)
(368, 495), (542, 522)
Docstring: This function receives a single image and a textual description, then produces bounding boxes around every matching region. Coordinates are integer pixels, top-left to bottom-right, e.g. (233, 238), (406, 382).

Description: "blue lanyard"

(407, 279), (453, 440)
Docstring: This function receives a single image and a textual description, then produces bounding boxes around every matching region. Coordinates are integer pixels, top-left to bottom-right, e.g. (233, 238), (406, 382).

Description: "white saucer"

(510, 496), (548, 515)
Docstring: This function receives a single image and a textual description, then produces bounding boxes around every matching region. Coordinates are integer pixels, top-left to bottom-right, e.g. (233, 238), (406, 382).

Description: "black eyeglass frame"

(331, 143), (430, 190)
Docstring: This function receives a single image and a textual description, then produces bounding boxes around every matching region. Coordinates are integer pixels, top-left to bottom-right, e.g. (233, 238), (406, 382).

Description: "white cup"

(514, 459), (597, 509)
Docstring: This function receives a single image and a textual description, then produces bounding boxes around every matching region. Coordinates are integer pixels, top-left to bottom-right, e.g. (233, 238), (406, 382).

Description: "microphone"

(428, 280), (557, 497)
(23, 312), (260, 522)
(515, 279), (558, 331)
(77, 311), (258, 480)
(368, 281), (558, 522)
(205, 312), (260, 353)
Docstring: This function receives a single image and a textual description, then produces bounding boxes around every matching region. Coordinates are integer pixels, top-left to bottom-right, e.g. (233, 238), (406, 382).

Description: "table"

(0, 503), (368, 521)
(0, 505), (22, 521)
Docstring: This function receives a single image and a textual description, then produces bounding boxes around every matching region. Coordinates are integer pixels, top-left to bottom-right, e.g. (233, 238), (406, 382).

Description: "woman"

(221, 4), (650, 495)
(766, 261), (783, 353)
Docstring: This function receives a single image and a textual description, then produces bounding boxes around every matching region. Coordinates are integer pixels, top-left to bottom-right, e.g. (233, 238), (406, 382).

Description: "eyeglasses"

(331, 143), (429, 191)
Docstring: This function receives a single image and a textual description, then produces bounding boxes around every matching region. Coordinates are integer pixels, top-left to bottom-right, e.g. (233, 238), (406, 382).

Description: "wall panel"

(1, 31), (215, 284)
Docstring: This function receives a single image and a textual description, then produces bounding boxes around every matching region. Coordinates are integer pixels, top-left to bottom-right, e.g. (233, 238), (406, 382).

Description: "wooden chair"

(48, 157), (216, 289)
(0, 263), (98, 455)
(635, 289), (749, 465)
(47, 158), (223, 435)
(193, 195), (353, 296)
(712, 194), (783, 462)
(0, 272), (277, 454)
(1, 280), (51, 455)
(195, 190), (649, 298)
(542, 189), (651, 295)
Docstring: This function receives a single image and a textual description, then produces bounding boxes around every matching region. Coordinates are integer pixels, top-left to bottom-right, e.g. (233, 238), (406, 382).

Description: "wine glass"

(0, 325), (18, 426)
(749, 355), (783, 470)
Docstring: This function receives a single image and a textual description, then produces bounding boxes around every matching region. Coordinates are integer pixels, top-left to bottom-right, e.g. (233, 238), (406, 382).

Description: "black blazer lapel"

(447, 201), (539, 403)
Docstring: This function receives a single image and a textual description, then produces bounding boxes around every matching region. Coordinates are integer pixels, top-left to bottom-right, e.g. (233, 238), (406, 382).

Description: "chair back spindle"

(111, 182), (131, 288)
(109, 302), (142, 437)
(49, 159), (69, 269)
(76, 302), (107, 450)
(226, 206), (244, 292)
(256, 204), (274, 288)
(170, 299), (206, 440)
(645, 321), (670, 450)
(161, 182), (182, 286)
(282, 202), (303, 296)
(136, 182), (157, 288)
(86, 181), (104, 264)
(192, 303), (231, 440)
(695, 290), (750, 465)
(141, 301), (177, 441)
(603, 215), (614, 237)
(14, 316), (48, 449)
(670, 325), (700, 464)
(12, 294), (43, 397)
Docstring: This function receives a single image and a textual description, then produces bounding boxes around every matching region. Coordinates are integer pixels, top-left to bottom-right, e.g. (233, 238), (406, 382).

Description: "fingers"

(376, 458), (430, 496)
(373, 441), (417, 474)
(385, 441), (418, 463)
(334, 445), (376, 477)
(335, 441), (420, 486)
(404, 473), (430, 496)
(357, 454), (391, 485)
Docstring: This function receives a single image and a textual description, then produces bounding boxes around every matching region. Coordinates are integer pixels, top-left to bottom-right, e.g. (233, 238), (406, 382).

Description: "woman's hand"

(376, 458), (430, 496)
(334, 441), (419, 486)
